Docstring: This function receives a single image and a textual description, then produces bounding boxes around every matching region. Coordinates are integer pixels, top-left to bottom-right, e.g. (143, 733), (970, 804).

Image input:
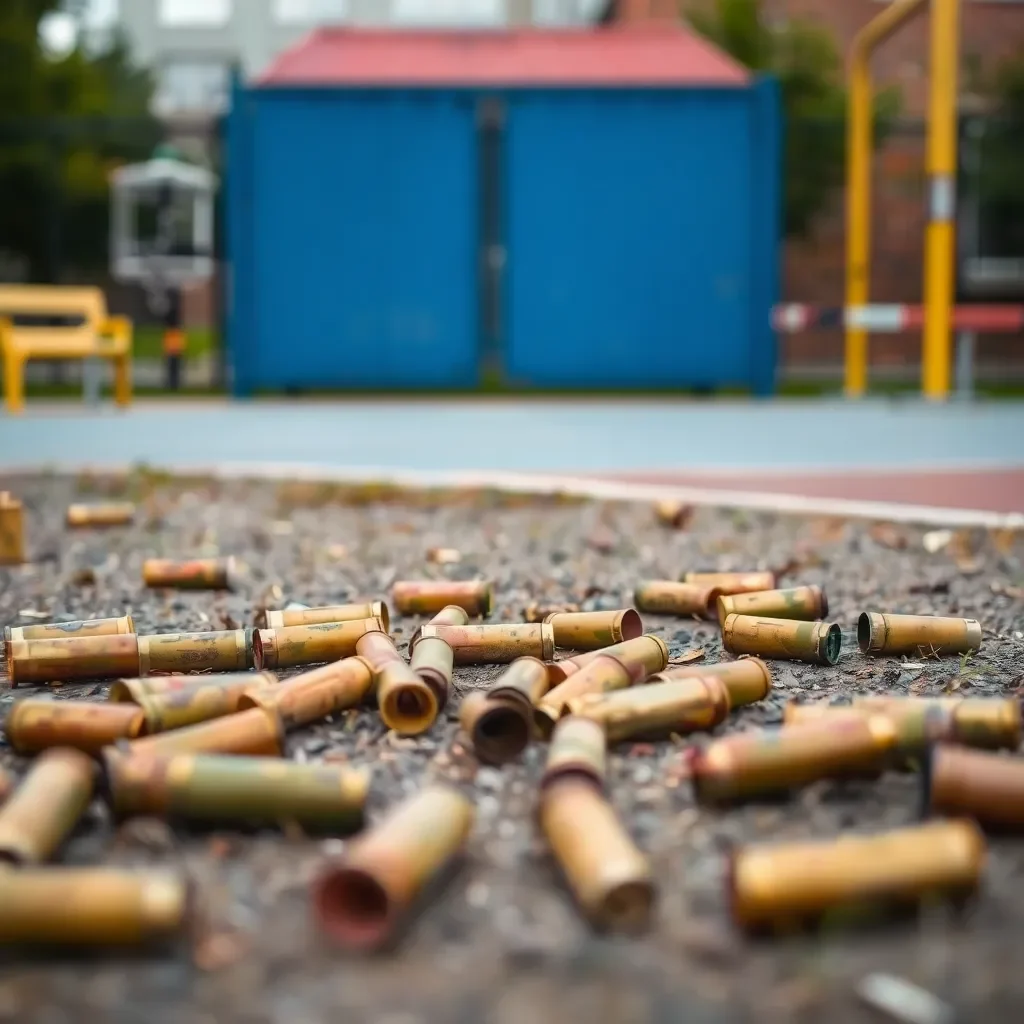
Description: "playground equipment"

(842, 0), (1011, 400)
(110, 145), (217, 390)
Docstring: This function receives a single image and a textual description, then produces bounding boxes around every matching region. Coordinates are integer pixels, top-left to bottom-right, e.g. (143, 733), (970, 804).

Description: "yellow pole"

(922, 0), (961, 400)
(845, 0), (928, 398)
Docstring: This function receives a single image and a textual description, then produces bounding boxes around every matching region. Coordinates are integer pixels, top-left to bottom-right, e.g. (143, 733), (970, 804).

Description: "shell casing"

(312, 784), (474, 951)
(854, 696), (1021, 751)
(651, 657), (772, 707)
(858, 612), (983, 658)
(0, 748), (95, 864)
(254, 618), (382, 671)
(409, 635), (455, 708)
(354, 629), (404, 675)
(0, 492), (25, 565)
(690, 715), (899, 803)
(142, 557), (236, 590)
(568, 677), (731, 744)
(109, 671), (278, 705)
(540, 777), (655, 933)
(239, 657), (374, 729)
(135, 675), (280, 735)
(0, 867), (188, 946)
(5, 699), (144, 754)
(681, 571), (776, 595)
(5, 615), (135, 644)
(722, 614), (842, 666)
(459, 658), (551, 765)
(105, 752), (369, 832)
(730, 819), (986, 933)
(926, 744), (1024, 828)
(490, 656), (551, 707)
(545, 634), (669, 685)
(634, 581), (719, 619)
(392, 580), (493, 617)
(137, 630), (253, 676)
(543, 609), (644, 651)
(416, 623), (554, 665)
(717, 586), (828, 624)
(429, 604), (471, 627)
(6, 634), (141, 686)
(124, 706), (284, 758)
(536, 654), (639, 737)
(266, 601), (390, 633)
(65, 502), (136, 528)
(542, 715), (608, 790)
(460, 691), (534, 766)
(376, 660), (440, 736)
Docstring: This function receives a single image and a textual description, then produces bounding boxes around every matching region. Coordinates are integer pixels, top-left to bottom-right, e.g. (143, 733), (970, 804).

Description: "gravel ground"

(1, 471), (1023, 1024)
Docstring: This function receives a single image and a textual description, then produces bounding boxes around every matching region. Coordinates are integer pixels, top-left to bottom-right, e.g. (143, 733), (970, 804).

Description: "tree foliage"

(688, 0), (900, 238)
(0, 2), (158, 280)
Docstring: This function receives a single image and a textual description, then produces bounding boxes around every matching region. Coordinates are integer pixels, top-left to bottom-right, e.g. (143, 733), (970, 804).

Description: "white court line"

(6, 460), (1023, 529)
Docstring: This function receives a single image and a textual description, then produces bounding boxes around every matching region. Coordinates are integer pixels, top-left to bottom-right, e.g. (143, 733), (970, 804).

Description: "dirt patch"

(1, 473), (1022, 1023)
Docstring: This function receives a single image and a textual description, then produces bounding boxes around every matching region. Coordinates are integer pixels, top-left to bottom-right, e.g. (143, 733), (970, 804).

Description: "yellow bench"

(0, 285), (132, 414)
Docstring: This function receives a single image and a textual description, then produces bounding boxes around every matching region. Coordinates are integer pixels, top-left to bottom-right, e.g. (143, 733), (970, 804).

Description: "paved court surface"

(1, 397), (1021, 514)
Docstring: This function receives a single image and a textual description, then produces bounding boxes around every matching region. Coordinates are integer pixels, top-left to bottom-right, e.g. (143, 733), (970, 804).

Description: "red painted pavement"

(603, 469), (1024, 514)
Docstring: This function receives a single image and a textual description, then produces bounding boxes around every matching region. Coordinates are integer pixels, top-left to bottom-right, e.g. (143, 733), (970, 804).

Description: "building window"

(159, 0), (232, 26)
(154, 60), (231, 116)
(273, 0), (349, 21)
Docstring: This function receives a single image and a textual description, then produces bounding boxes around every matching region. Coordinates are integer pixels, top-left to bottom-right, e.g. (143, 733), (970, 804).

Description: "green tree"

(688, 0), (900, 238)
(0, 3), (158, 281)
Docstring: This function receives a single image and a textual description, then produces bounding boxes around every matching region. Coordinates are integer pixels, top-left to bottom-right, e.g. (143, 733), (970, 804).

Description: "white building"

(119, 0), (607, 119)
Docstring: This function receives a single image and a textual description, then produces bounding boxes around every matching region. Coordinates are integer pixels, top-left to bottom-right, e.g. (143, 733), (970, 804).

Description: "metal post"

(954, 329), (975, 400)
(845, 0), (928, 398)
(922, 0), (962, 400)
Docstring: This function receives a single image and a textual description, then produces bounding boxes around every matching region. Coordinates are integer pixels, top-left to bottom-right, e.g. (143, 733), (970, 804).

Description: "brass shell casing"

(109, 671), (278, 705)
(5, 615), (135, 644)
(858, 612), (983, 658)
(124, 706), (284, 759)
(239, 657), (374, 729)
(392, 580), (493, 617)
(66, 502), (136, 528)
(135, 674), (279, 735)
(536, 654), (639, 736)
(926, 744), (1024, 828)
(409, 635), (455, 709)
(142, 557), (236, 590)
(6, 634), (141, 686)
(254, 618), (381, 671)
(634, 581), (719, 619)
(722, 614), (842, 666)
(376, 660), (440, 736)
(543, 609), (643, 651)
(690, 715), (899, 803)
(106, 752), (369, 832)
(266, 600), (390, 632)
(416, 623), (554, 665)
(0, 748), (95, 864)
(682, 571), (776, 594)
(651, 657), (772, 707)
(137, 630), (253, 675)
(542, 715), (608, 790)
(5, 699), (144, 754)
(312, 785), (474, 951)
(730, 819), (985, 933)
(540, 777), (655, 933)
(546, 634), (669, 685)
(459, 657), (551, 765)
(717, 585), (828, 624)
(568, 676), (731, 744)
(0, 492), (25, 565)
(0, 867), (189, 946)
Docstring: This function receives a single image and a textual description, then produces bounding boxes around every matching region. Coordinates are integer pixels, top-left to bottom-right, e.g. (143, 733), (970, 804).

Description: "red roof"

(259, 27), (750, 88)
